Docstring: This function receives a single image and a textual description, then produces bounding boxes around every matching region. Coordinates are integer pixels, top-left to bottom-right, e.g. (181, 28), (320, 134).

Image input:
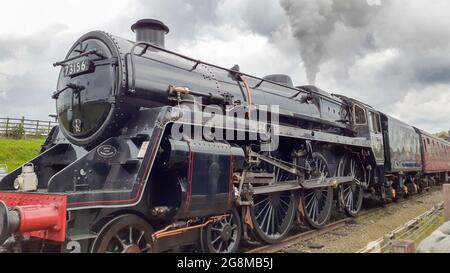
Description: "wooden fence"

(0, 117), (57, 138)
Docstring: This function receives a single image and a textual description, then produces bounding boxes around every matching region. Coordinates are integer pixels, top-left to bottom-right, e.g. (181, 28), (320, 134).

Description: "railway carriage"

(415, 129), (450, 185)
(0, 19), (449, 253)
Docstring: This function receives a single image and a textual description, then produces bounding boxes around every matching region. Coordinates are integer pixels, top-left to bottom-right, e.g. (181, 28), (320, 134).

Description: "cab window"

(354, 105), (367, 125)
(369, 111), (382, 133)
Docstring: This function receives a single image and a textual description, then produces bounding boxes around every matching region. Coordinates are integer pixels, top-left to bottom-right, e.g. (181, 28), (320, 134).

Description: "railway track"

(246, 188), (438, 253)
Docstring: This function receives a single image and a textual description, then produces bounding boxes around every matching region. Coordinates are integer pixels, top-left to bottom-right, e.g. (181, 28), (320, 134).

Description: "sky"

(0, 0), (450, 133)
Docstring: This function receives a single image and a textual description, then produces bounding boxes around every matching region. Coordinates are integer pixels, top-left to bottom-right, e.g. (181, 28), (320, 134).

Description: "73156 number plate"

(64, 58), (94, 77)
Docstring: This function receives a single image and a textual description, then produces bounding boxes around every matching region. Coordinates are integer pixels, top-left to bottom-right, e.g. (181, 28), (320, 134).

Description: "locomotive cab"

(347, 100), (385, 165)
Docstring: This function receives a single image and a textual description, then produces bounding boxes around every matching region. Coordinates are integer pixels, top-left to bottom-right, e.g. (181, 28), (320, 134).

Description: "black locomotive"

(0, 19), (449, 253)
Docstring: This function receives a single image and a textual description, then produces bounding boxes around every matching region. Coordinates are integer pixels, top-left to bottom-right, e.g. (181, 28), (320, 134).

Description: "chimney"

(131, 19), (170, 48)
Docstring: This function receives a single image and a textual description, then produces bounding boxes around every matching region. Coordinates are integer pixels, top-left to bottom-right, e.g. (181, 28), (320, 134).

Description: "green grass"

(0, 138), (45, 172)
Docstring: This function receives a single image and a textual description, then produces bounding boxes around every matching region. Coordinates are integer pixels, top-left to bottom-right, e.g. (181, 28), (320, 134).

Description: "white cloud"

(348, 49), (400, 87)
(176, 25), (304, 80)
(0, 1), (133, 36)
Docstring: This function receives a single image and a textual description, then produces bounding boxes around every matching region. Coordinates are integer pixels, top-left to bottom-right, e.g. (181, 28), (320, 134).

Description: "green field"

(0, 138), (45, 172)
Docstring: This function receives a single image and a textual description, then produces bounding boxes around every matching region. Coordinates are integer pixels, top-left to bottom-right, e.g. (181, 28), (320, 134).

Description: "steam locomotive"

(1, 19), (449, 253)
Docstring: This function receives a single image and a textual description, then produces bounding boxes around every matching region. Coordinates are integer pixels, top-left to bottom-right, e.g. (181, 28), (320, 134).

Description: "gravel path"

(283, 189), (443, 253)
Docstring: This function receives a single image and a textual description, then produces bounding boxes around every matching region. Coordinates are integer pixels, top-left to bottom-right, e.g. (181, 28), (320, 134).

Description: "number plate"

(64, 58), (94, 77)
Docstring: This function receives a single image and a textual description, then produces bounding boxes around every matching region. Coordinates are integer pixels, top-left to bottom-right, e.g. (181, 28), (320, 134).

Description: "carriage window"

(354, 105), (367, 125)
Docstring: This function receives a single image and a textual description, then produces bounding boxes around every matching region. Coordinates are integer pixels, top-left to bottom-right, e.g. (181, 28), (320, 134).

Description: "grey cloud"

(0, 24), (67, 57)
(108, 0), (287, 44)
(238, 0), (287, 36)
(0, 24), (68, 118)
(98, 0), (225, 48)
(133, 0), (223, 41)
(416, 66), (450, 85)
(0, 72), (56, 118)
(377, 52), (450, 87)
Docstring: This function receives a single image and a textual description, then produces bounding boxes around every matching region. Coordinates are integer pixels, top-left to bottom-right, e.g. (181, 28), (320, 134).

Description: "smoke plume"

(280, 0), (379, 84)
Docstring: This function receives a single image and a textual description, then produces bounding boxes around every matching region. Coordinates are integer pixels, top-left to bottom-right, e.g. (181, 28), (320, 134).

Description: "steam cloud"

(279, 0), (379, 85)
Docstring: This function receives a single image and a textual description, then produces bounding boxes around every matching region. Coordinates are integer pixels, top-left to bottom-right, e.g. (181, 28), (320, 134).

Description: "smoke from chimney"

(279, 0), (379, 85)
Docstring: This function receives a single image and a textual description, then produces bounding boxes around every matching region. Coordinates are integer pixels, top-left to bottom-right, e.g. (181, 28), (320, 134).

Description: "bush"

(9, 123), (25, 139)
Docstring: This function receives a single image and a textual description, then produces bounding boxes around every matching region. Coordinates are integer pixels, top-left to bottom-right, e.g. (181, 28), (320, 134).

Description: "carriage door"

(368, 111), (385, 164)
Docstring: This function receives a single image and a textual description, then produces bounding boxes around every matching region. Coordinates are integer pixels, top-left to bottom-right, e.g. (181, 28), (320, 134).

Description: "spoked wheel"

(337, 154), (366, 217)
(200, 208), (242, 253)
(92, 214), (154, 253)
(250, 153), (297, 244)
(301, 152), (333, 229)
